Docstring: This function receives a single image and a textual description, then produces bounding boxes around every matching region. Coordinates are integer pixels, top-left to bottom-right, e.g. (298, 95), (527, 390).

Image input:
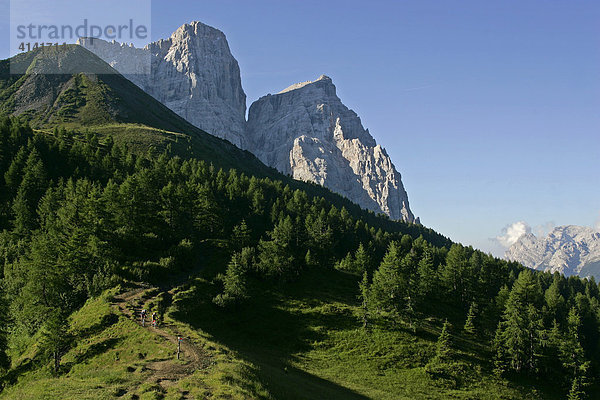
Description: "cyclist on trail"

(141, 309), (147, 326)
(152, 311), (158, 327)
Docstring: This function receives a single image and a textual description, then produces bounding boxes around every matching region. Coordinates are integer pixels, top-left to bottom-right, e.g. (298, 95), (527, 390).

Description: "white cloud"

(534, 221), (555, 237)
(496, 221), (531, 248)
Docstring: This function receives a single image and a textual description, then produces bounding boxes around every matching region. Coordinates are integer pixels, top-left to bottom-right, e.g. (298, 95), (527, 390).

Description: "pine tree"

(231, 220), (251, 251)
(11, 149), (48, 235)
(425, 320), (459, 383)
(257, 217), (298, 280)
(417, 246), (437, 299)
(3, 146), (28, 195)
(559, 307), (589, 385)
(40, 310), (72, 373)
(213, 251), (249, 307)
(358, 271), (370, 329)
(542, 319), (564, 378)
(305, 249), (317, 269)
(464, 302), (477, 335)
(12, 186), (36, 235)
(524, 304), (545, 372)
(335, 251), (355, 272)
(435, 320), (453, 362)
(305, 211), (333, 267)
(545, 275), (566, 321)
(399, 234), (413, 255)
(369, 242), (403, 318)
(493, 321), (509, 376)
(440, 244), (469, 305)
(354, 243), (371, 274)
(494, 270), (544, 373)
(400, 250), (419, 328)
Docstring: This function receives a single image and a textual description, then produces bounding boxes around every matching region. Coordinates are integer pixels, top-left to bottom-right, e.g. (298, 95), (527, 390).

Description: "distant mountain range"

(505, 225), (600, 279)
(77, 21), (417, 223)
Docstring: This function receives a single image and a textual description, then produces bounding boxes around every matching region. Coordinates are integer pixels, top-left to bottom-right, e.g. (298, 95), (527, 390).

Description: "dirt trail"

(112, 285), (212, 394)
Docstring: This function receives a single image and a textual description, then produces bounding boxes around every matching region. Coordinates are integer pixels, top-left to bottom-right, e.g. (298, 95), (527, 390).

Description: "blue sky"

(1, 0), (598, 255)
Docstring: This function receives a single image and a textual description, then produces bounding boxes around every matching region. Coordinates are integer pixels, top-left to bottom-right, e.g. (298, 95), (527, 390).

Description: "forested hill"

(0, 117), (598, 398)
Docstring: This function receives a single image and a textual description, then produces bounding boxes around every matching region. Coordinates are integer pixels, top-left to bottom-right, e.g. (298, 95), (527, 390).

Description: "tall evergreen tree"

(417, 246), (437, 299)
(354, 243), (371, 274)
(435, 320), (453, 362)
(231, 220), (252, 251)
(545, 275), (566, 321)
(40, 310), (72, 373)
(369, 241), (403, 319)
(494, 270), (544, 374)
(464, 302), (477, 336)
(440, 244), (469, 305)
(567, 377), (584, 400)
(214, 251), (249, 307)
(11, 149), (48, 235)
(358, 271), (370, 329)
(559, 307), (589, 386)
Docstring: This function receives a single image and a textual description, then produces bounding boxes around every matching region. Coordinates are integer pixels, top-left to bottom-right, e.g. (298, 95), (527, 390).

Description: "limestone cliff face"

(246, 75), (416, 222)
(78, 21), (247, 147)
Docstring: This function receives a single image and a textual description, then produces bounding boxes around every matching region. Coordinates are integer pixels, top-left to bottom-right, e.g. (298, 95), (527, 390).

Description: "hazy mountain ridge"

(505, 225), (600, 279)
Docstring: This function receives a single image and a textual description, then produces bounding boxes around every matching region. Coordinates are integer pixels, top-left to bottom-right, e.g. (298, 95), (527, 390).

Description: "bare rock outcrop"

(246, 75), (416, 222)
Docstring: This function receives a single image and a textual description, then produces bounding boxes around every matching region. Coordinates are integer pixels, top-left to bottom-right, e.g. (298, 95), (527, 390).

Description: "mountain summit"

(505, 225), (600, 279)
(79, 22), (416, 223)
(246, 75), (416, 222)
(79, 21), (247, 147)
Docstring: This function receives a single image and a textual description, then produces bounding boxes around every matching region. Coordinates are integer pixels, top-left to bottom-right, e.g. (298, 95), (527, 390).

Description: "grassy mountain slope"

(1, 286), (270, 400)
(1, 274), (551, 400)
(0, 45), (274, 176)
(171, 269), (551, 400)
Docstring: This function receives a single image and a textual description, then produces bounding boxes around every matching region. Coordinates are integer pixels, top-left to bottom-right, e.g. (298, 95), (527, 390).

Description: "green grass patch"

(170, 268), (558, 400)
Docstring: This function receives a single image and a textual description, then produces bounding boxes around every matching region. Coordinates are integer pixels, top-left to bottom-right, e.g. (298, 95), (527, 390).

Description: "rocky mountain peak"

(78, 21), (247, 147)
(279, 74), (333, 94)
(246, 75), (416, 223)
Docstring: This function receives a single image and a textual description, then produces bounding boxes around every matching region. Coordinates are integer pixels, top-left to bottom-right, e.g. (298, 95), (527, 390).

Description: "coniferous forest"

(0, 117), (599, 399)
